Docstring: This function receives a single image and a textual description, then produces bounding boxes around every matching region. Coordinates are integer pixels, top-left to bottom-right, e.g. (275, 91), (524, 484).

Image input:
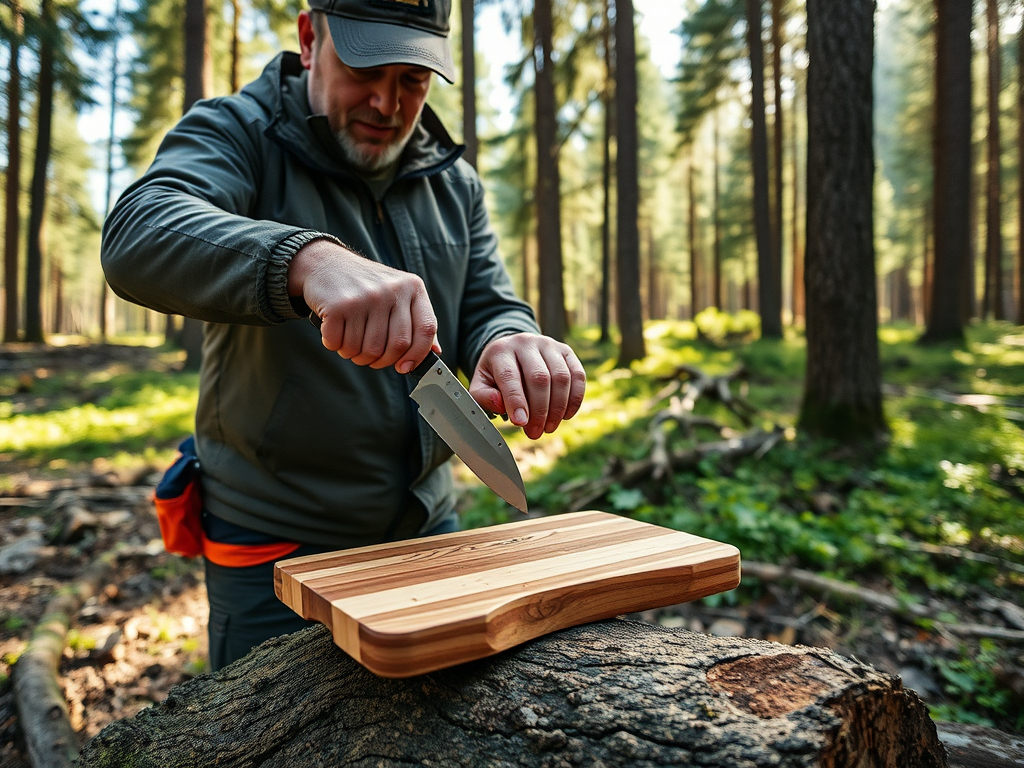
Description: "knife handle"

(407, 351), (440, 381)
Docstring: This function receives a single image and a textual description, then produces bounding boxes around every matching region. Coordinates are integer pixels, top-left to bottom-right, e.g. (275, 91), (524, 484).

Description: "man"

(102, 0), (586, 670)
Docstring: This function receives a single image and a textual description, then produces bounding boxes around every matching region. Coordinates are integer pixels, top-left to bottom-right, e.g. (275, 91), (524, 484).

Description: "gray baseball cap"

(308, 0), (455, 83)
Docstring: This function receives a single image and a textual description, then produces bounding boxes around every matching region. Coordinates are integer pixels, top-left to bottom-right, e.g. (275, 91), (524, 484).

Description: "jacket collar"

(255, 52), (464, 183)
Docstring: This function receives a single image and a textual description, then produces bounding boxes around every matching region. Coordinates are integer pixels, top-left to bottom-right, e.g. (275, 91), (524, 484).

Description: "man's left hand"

(469, 333), (587, 440)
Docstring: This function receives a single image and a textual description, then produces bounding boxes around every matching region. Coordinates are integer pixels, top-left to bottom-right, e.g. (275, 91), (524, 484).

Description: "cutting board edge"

(353, 551), (741, 678)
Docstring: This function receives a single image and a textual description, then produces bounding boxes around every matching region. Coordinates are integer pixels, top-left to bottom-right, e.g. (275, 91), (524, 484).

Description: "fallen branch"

(568, 427), (785, 512)
(876, 535), (1024, 576)
(743, 561), (1024, 643)
(13, 553), (115, 768)
(647, 365), (757, 426)
(882, 384), (1024, 420)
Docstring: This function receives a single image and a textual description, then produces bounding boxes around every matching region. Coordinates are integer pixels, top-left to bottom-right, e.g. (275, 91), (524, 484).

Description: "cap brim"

(326, 14), (456, 83)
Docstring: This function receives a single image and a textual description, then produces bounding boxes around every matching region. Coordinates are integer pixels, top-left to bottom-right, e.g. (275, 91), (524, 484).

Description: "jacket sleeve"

(101, 97), (335, 325)
(456, 167), (541, 377)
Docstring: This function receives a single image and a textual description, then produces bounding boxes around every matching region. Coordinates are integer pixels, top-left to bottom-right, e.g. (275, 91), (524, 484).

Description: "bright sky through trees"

(73, 0), (684, 210)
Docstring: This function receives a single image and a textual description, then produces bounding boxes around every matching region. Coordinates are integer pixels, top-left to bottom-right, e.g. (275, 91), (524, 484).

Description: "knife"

(308, 314), (527, 513)
(407, 352), (528, 514)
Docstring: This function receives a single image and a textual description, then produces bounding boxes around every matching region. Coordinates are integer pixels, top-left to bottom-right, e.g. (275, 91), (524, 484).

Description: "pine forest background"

(1, 0), (1022, 355)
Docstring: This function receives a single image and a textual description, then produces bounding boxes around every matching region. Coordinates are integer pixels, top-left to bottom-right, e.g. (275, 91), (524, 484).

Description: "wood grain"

(274, 511), (740, 677)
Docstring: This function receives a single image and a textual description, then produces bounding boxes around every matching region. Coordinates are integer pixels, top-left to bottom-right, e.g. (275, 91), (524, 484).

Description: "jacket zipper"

(369, 192), (427, 533)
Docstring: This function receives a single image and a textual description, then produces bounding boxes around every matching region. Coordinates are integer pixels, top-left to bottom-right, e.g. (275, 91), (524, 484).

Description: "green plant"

(67, 629), (97, 652)
(930, 641), (1024, 729)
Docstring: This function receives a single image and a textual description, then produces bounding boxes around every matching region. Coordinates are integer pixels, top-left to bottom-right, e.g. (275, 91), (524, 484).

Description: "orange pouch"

(153, 436), (204, 557)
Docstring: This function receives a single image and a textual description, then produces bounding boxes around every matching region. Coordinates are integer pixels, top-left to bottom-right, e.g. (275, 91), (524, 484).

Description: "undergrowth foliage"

(472, 319), (1024, 731)
(2, 322), (1023, 730)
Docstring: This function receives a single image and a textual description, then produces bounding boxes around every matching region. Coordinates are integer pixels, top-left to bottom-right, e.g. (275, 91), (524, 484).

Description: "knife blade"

(307, 314), (527, 513)
(407, 352), (528, 514)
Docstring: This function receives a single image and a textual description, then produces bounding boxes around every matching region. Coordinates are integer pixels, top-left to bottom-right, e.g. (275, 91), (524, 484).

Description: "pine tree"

(614, 0), (644, 364)
(799, 0), (885, 442)
(3, 0), (24, 341)
(923, 0), (972, 342)
(24, 0), (106, 342)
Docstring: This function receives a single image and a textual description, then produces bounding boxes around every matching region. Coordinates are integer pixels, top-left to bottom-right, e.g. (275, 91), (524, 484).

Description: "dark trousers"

(204, 517), (459, 671)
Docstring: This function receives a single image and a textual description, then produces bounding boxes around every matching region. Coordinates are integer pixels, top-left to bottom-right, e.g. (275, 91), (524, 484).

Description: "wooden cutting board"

(274, 510), (740, 678)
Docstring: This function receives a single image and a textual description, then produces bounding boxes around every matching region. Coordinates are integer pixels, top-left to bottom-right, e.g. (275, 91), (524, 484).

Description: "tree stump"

(77, 619), (946, 768)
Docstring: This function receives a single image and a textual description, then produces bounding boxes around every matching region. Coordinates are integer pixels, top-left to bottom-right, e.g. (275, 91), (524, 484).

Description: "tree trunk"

(230, 0), (241, 93)
(76, 620), (947, 768)
(3, 0), (23, 343)
(1019, 5), (1024, 325)
(460, 0), (477, 168)
(599, 0), (614, 343)
(614, 0), (645, 366)
(923, 199), (933, 324)
(25, 0), (55, 344)
(689, 156), (700, 319)
(791, 65), (804, 326)
(922, 0), (972, 342)
(983, 0), (1003, 320)
(771, 0), (785, 325)
(646, 225), (657, 320)
(52, 259), (63, 334)
(100, 0), (121, 342)
(745, 0), (780, 339)
(713, 110), (722, 309)
(532, 0), (567, 341)
(799, 0), (885, 442)
(181, 0), (211, 369)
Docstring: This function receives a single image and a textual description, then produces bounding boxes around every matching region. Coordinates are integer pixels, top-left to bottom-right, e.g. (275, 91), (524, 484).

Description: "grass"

(3, 321), (1023, 730)
(0, 355), (197, 477)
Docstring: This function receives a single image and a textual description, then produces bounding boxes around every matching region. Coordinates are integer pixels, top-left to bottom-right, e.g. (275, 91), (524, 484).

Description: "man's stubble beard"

(334, 109), (420, 175)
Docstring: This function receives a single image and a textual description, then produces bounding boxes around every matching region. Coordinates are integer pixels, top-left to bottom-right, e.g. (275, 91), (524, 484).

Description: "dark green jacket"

(102, 53), (538, 547)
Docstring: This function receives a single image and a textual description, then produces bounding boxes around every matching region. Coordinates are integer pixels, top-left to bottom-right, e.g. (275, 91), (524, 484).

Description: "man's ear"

(298, 11), (315, 69)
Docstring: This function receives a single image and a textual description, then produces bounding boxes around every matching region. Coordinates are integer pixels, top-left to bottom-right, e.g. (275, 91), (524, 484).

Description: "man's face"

(298, 11), (432, 174)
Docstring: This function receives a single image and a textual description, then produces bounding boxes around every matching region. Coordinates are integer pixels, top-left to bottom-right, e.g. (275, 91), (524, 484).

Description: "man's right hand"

(288, 238), (440, 373)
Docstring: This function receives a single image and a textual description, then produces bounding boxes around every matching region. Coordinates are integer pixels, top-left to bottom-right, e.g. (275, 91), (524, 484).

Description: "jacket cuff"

(266, 230), (343, 322)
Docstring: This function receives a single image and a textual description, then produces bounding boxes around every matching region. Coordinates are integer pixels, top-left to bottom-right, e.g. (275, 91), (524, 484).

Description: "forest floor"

(0, 342), (209, 767)
(0, 333), (1022, 765)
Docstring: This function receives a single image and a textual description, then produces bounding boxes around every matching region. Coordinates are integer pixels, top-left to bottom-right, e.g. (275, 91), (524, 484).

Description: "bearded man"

(101, 0), (586, 670)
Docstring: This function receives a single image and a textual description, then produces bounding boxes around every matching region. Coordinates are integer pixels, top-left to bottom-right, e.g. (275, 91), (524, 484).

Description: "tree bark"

(100, 0), (121, 342)
(791, 64), (804, 326)
(599, 0), (614, 343)
(983, 0), (1003, 320)
(181, 0), (211, 369)
(713, 110), (722, 309)
(1019, 4), (1024, 326)
(689, 155), (701, 318)
(230, 0), (241, 93)
(25, 0), (56, 344)
(646, 225), (657, 319)
(531, 0), (564, 335)
(532, 0), (567, 341)
(799, 0), (885, 442)
(3, 0), (23, 343)
(460, 0), (477, 168)
(745, 0), (780, 339)
(923, 199), (933, 324)
(76, 620), (947, 768)
(771, 0), (785, 324)
(614, 0), (645, 366)
(923, 0), (972, 342)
